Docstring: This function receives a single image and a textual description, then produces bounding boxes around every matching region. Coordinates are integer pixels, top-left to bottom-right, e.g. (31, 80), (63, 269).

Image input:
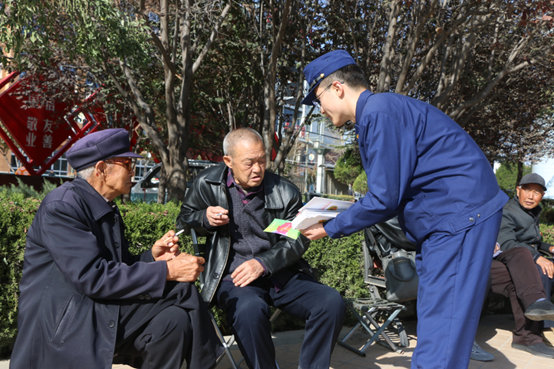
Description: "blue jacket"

(11, 179), (220, 369)
(324, 91), (508, 243)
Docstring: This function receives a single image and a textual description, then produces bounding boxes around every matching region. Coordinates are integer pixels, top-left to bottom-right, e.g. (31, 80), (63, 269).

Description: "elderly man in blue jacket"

(10, 129), (222, 369)
(301, 50), (508, 369)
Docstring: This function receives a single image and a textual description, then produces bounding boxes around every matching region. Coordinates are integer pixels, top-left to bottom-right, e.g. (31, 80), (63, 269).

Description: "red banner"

(0, 72), (98, 175)
(0, 74), (72, 163)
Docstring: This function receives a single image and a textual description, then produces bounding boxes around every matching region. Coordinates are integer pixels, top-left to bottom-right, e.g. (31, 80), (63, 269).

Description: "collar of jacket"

(71, 178), (116, 221)
(202, 163), (285, 210)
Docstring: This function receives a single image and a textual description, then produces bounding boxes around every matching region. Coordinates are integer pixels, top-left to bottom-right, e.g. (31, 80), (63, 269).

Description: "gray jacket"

(497, 196), (552, 261)
(176, 164), (312, 305)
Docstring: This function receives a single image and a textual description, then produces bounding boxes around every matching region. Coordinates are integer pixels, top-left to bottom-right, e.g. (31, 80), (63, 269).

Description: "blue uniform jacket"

(324, 91), (508, 243)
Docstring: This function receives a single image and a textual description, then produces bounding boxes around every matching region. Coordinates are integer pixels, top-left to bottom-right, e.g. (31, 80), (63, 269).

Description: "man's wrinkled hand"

(166, 253), (205, 282)
(207, 206), (229, 227)
(231, 259), (264, 287)
(537, 256), (554, 279)
(301, 223), (328, 241)
(152, 230), (181, 261)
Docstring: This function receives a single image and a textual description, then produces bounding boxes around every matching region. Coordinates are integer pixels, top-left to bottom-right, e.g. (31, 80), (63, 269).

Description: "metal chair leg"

(338, 298), (406, 356)
(211, 313), (239, 369)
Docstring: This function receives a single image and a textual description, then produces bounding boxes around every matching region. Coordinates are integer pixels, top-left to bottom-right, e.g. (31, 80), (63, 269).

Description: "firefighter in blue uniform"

(301, 50), (508, 369)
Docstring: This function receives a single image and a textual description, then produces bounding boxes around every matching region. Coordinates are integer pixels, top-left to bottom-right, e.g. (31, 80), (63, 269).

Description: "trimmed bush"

(304, 233), (367, 300)
(118, 201), (192, 255)
(322, 194), (355, 202)
(0, 192), (40, 353)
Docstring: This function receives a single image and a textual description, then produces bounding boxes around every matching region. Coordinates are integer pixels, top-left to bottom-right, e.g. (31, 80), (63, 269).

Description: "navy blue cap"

(67, 128), (143, 171)
(302, 50), (357, 106)
(520, 173), (547, 191)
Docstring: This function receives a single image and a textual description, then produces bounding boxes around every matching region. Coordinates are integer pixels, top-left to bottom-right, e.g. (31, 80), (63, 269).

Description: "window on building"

(10, 152), (69, 176)
(48, 154), (68, 176)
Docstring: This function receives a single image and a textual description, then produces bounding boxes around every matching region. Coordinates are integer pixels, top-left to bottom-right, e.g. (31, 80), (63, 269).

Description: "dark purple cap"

(301, 50), (357, 106)
(519, 173), (547, 191)
(67, 128), (143, 171)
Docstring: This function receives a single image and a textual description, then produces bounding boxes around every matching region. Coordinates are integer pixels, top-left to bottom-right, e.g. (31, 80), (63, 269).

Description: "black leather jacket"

(176, 164), (312, 305)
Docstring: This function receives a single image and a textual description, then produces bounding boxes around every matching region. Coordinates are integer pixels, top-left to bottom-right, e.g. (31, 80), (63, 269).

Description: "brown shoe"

(542, 328), (554, 347)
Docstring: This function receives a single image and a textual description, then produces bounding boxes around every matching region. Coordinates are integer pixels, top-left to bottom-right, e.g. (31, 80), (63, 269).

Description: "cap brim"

(112, 152), (144, 159)
(301, 81), (322, 106)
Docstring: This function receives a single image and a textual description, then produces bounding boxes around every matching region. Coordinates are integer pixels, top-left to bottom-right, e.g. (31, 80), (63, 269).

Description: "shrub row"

(0, 191), (367, 351)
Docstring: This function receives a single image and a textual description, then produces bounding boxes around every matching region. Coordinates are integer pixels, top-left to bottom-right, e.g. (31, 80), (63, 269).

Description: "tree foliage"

(1, 0), (553, 199)
(323, 0), (554, 161)
(353, 170), (369, 194)
(495, 162), (532, 194)
(1, 0), (231, 203)
(334, 146), (363, 185)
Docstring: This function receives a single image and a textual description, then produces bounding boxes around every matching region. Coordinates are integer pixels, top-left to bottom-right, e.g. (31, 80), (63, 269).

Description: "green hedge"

(322, 194), (355, 202)
(0, 193), (40, 353)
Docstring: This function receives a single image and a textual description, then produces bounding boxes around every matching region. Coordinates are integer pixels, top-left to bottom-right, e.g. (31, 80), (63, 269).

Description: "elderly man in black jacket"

(177, 128), (345, 369)
(498, 173), (554, 348)
(10, 129), (222, 369)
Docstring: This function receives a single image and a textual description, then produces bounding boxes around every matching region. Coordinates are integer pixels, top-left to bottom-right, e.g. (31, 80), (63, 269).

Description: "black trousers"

(115, 306), (193, 369)
(114, 282), (222, 369)
(491, 247), (545, 345)
(216, 273), (346, 369)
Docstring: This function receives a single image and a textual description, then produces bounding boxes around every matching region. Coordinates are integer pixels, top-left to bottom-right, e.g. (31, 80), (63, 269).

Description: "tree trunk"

(516, 161), (524, 192)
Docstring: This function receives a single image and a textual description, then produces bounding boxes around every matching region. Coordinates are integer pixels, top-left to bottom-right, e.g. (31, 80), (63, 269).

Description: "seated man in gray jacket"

(177, 128), (345, 369)
(498, 173), (554, 346)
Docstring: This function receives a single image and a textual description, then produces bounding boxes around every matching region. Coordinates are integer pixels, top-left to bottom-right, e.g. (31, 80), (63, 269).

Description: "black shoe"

(512, 342), (554, 358)
(524, 300), (554, 321)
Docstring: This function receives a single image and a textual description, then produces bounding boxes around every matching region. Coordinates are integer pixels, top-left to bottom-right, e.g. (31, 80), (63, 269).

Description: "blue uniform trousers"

(412, 211), (502, 369)
(216, 273), (345, 369)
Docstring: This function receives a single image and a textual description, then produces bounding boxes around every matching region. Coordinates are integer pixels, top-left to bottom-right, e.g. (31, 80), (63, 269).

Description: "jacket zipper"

(207, 181), (231, 305)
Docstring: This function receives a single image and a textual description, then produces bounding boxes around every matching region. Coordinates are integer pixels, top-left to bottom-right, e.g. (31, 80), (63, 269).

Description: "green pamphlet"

(264, 219), (301, 240)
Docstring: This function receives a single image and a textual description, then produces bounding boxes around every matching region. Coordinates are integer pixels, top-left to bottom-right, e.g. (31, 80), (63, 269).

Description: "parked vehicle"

(130, 160), (220, 203)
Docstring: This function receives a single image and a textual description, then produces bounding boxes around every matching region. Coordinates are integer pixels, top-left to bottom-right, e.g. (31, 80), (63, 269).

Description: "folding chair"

(338, 220), (415, 356)
(189, 228), (281, 369)
(337, 225), (410, 356)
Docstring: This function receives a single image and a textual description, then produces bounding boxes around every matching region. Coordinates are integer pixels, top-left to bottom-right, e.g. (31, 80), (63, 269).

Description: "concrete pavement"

(2, 314), (554, 368)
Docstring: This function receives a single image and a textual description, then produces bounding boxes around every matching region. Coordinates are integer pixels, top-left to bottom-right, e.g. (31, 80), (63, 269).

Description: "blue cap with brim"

(301, 50), (357, 106)
(67, 128), (143, 171)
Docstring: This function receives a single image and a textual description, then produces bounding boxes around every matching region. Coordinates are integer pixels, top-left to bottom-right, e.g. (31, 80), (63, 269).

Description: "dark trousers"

(114, 282), (222, 369)
(491, 247), (545, 345)
(115, 306), (193, 369)
(536, 262), (554, 329)
(216, 273), (346, 369)
(412, 211), (502, 369)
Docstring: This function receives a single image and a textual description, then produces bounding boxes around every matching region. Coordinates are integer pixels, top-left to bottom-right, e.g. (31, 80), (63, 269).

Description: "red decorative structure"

(0, 72), (99, 175)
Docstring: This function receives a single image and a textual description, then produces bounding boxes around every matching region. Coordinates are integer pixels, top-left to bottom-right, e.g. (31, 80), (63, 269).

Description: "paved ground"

(2, 314), (554, 368)
(214, 314), (554, 368)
